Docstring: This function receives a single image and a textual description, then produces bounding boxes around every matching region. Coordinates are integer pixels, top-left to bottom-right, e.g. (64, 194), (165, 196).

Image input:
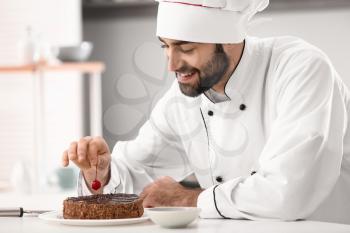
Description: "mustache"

(175, 66), (198, 75)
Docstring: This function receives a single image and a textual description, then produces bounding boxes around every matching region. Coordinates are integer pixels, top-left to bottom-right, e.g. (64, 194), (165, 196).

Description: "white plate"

(39, 211), (149, 226)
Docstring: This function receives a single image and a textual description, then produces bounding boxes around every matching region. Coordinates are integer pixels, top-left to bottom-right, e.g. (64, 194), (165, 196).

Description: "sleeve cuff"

(77, 162), (121, 196)
(77, 171), (92, 196)
(197, 177), (244, 219)
(102, 161), (121, 194)
(197, 185), (222, 218)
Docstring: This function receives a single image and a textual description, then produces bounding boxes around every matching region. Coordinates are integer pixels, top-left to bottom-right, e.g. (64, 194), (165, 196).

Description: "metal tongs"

(0, 207), (51, 217)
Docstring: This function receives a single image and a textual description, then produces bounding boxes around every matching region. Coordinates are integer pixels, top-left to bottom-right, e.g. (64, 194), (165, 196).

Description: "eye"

(160, 44), (168, 49)
(179, 45), (195, 53)
(182, 48), (194, 53)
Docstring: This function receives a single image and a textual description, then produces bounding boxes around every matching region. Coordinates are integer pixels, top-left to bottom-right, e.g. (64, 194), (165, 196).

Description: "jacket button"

(208, 110), (214, 116)
(250, 171), (256, 175)
(239, 104), (246, 111)
(215, 176), (223, 183)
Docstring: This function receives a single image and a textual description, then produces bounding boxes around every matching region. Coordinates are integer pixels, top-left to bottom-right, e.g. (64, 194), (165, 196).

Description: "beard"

(176, 46), (229, 97)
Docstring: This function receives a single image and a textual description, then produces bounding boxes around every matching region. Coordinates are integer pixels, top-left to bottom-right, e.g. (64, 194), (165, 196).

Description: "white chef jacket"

(79, 36), (350, 224)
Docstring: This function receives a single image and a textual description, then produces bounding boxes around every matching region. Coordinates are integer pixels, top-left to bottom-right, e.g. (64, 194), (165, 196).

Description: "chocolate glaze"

(66, 193), (140, 204)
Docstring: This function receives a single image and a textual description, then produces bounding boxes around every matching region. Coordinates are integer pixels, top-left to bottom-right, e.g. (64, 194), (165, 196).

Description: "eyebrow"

(158, 37), (194, 46)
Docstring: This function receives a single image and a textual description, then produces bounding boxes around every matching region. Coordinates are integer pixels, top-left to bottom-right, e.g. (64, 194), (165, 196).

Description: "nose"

(166, 49), (182, 72)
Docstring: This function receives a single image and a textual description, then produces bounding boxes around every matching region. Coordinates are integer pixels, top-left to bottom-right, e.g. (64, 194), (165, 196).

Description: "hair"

(215, 44), (225, 53)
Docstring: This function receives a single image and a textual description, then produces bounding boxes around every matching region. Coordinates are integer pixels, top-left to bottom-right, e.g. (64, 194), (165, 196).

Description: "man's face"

(159, 37), (229, 97)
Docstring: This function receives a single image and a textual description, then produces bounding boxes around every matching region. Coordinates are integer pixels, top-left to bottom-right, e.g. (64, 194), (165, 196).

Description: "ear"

(223, 41), (244, 56)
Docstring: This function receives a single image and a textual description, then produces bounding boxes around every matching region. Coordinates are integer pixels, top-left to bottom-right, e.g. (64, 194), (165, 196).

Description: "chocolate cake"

(63, 193), (144, 219)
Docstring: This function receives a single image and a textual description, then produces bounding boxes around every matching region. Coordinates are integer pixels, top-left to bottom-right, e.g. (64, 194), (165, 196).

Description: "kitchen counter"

(2, 215), (350, 233)
(1, 192), (350, 233)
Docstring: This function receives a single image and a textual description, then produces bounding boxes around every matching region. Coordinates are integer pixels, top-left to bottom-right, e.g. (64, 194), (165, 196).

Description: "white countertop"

(1, 192), (350, 233)
(2, 216), (350, 233)
(0, 190), (76, 211)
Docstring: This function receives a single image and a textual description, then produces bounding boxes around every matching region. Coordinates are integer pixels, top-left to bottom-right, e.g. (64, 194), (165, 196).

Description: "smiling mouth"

(176, 71), (196, 84)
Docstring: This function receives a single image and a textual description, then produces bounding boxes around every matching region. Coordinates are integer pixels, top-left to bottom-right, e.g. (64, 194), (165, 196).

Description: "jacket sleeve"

(78, 83), (193, 196)
(197, 50), (348, 220)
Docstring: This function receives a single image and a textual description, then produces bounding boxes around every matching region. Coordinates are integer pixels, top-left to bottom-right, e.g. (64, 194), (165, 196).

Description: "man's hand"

(61, 136), (111, 194)
(140, 176), (203, 207)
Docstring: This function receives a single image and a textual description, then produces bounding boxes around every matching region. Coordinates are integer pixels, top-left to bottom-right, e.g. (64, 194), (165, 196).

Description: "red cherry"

(92, 179), (101, 190)
(92, 160), (101, 190)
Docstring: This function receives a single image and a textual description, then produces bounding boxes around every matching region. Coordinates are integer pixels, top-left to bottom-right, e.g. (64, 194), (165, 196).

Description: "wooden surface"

(0, 62), (105, 74)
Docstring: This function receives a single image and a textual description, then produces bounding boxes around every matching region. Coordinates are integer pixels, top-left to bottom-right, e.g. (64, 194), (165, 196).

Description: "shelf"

(82, 0), (350, 18)
(83, 0), (155, 8)
(0, 62), (105, 74)
(268, 0), (350, 11)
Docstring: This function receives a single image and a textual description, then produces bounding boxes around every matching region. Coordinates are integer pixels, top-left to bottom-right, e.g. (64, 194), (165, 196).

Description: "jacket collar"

(201, 36), (259, 106)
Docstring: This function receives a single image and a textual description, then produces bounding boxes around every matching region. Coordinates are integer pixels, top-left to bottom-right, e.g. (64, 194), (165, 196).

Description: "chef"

(62, 0), (350, 224)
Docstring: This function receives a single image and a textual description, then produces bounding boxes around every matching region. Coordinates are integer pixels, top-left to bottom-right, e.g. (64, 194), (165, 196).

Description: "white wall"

(0, 0), (83, 193)
(84, 6), (171, 148)
(250, 8), (350, 87)
(84, 5), (350, 149)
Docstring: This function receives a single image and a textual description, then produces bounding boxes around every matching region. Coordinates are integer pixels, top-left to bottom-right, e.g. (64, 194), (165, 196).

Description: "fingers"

(65, 137), (92, 169)
(139, 186), (150, 200)
(88, 137), (109, 167)
(140, 177), (181, 208)
(155, 176), (174, 184)
(88, 140), (99, 167)
(140, 189), (155, 208)
(140, 181), (158, 208)
(76, 137), (92, 169)
(62, 150), (69, 167)
(62, 136), (110, 171)
(140, 183), (153, 197)
(140, 177), (172, 198)
(68, 141), (78, 162)
(139, 191), (146, 200)
(142, 197), (155, 208)
(77, 138), (88, 162)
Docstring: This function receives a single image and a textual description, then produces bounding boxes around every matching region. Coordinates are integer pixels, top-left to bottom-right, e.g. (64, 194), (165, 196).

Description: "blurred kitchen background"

(0, 0), (349, 197)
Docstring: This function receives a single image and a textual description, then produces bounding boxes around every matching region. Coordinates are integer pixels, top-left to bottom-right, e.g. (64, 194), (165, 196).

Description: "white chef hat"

(155, 0), (269, 43)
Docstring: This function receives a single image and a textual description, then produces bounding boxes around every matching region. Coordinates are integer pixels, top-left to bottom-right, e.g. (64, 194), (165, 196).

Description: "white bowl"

(146, 207), (201, 228)
(57, 41), (93, 62)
